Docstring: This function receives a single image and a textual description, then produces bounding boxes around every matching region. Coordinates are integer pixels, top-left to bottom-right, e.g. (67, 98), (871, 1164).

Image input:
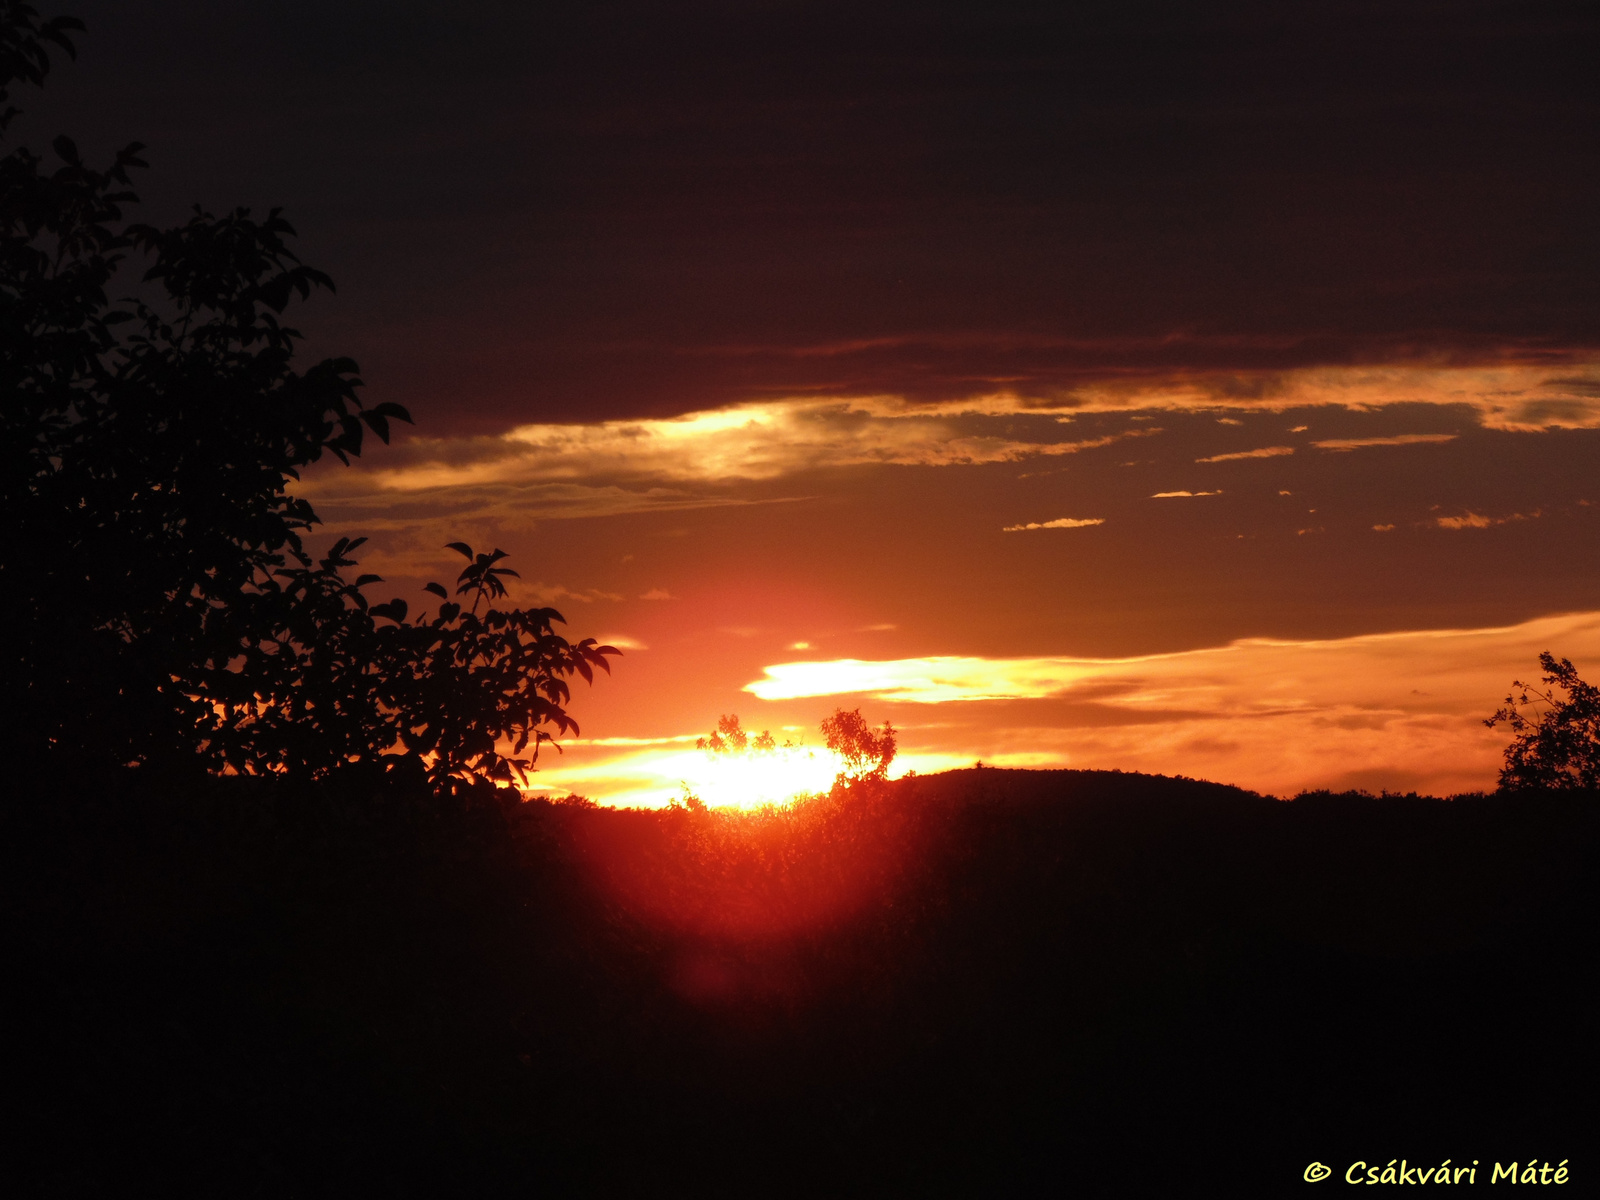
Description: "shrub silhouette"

(1486, 652), (1600, 790)
(1, 4), (615, 785)
(697, 713), (778, 756)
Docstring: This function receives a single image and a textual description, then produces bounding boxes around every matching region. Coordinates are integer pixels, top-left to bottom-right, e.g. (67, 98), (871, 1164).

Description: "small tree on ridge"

(822, 707), (896, 784)
(1486, 652), (1600, 791)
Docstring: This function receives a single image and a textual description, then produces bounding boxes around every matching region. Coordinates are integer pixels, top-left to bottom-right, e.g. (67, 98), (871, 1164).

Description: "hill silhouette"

(5, 767), (1593, 1196)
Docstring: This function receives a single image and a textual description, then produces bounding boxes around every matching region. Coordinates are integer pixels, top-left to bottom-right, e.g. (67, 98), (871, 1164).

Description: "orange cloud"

(1196, 446), (1295, 463)
(744, 617), (1600, 708)
(523, 583), (623, 605)
(1313, 434), (1458, 451)
(1001, 517), (1105, 532)
(1041, 362), (1600, 430)
(1432, 511), (1534, 530)
(293, 362), (1600, 537)
(368, 402), (1150, 489)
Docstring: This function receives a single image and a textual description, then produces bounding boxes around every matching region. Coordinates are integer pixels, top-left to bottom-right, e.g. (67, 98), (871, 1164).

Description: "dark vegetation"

(3, 5), (1596, 1195)
(2, 5), (615, 788)
(6, 769), (1596, 1195)
(1488, 652), (1600, 791)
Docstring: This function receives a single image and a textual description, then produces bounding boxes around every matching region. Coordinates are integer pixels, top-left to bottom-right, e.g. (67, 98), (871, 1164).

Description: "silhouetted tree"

(200, 540), (616, 788)
(821, 707), (896, 783)
(1, 3), (615, 785)
(1486, 652), (1600, 790)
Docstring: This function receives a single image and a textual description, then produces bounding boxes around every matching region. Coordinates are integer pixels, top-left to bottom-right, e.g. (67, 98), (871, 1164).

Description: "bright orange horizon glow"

(524, 735), (855, 809)
(293, 358), (1600, 808)
(520, 611), (1600, 805)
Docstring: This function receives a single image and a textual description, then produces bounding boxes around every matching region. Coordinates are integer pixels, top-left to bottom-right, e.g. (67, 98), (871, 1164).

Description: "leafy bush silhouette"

(1, 4), (615, 785)
(202, 539), (616, 787)
(697, 713), (778, 756)
(1486, 652), (1600, 790)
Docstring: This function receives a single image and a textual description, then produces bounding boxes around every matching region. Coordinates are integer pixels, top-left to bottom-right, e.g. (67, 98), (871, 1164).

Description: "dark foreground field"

(3, 769), (1594, 1196)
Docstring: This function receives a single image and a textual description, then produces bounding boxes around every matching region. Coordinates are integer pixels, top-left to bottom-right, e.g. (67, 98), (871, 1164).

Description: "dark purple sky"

(16, 0), (1600, 431)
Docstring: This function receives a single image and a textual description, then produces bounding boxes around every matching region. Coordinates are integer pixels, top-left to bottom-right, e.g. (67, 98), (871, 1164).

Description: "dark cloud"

(13, 0), (1600, 429)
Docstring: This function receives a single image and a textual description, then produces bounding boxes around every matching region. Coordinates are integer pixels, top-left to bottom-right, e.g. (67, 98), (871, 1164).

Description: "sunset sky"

(25, 0), (1600, 802)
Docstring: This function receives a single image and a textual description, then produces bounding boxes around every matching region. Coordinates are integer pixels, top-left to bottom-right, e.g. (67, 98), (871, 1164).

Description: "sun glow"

(524, 738), (846, 809)
(676, 743), (842, 809)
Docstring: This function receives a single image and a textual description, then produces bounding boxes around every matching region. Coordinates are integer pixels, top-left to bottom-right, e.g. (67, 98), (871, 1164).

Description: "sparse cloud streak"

(1196, 446), (1295, 463)
(1313, 434), (1458, 451)
(523, 583), (623, 605)
(1049, 363), (1600, 431)
(1002, 517), (1105, 532)
(1433, 511), (1534, 530)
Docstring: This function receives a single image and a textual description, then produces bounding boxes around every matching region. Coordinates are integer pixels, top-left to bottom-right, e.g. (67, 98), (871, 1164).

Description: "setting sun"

(657, 738), (841, 809)
(524, 726), (843, 809)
